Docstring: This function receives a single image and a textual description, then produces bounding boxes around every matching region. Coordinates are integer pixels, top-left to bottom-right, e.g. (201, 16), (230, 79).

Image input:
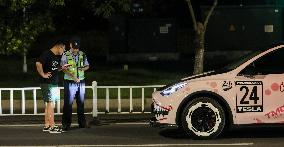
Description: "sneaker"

(53, 125), (60, 130)
(49, 126), (62, 134)
(43, 126), (50, 132)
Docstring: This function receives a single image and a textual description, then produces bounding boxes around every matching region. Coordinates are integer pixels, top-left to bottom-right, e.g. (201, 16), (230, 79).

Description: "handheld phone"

(63, 64), (72, 67)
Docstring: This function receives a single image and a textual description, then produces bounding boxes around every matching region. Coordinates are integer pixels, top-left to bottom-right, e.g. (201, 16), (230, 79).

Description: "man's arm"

(36, 62), (51, 78)
(59, 64), (72, 71)
(59, 54), (72, 71)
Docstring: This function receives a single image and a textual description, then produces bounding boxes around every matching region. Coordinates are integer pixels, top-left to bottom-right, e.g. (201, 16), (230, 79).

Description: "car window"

(223, 50), (261, 72)
(240, 48), (284, 75)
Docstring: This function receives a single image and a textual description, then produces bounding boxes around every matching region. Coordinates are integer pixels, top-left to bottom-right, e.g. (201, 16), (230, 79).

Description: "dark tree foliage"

(0, 0), (64, 55)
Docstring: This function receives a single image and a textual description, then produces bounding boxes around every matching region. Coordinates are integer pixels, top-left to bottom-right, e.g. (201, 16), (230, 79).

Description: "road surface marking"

(114, 122), (148, 125)
(58, 143), (254, 146)
(14, 143), (254, 147)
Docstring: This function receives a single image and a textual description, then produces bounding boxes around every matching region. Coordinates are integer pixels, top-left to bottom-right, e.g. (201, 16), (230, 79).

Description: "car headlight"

(160, 82), (187, 96)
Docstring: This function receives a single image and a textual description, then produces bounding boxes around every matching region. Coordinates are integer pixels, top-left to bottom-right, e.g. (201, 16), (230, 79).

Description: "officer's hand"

(78, 67), (85, 71)
(73, 77), (80, 83)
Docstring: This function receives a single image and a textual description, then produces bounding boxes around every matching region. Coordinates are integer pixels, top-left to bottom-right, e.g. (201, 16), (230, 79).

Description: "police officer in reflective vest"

(61, 39), (89, 131)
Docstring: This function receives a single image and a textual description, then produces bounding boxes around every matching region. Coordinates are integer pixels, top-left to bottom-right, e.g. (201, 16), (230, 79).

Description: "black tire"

(181, 97), (225, 139)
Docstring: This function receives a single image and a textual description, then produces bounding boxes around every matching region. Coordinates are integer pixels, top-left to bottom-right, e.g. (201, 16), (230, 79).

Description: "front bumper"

(149, 116), (177, 128)
(149, 117), (169, 128)
(150, 101), (173, 124)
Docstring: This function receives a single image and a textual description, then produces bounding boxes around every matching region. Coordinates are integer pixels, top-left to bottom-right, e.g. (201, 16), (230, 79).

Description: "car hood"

(181, 70), (216, 81)
(158, 69), (227, 91)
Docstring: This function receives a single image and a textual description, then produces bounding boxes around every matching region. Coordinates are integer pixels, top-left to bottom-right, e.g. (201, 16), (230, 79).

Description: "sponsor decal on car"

(280, 82), (284, 92)
(152, 99), (173, 120)
(222, 81), (233, 91)
(265, 104), (284, 119)
(236, 81), (263, 113)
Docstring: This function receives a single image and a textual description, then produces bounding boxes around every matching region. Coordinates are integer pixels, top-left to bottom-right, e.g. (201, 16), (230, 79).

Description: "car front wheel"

(181, 97), (225, 139)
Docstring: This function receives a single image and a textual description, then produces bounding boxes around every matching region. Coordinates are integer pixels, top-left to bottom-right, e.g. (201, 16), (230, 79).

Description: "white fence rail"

(0, 81), (163, 116)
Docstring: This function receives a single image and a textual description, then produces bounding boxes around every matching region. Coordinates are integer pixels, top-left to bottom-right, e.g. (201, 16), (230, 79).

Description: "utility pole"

(23, 7), (27, 73)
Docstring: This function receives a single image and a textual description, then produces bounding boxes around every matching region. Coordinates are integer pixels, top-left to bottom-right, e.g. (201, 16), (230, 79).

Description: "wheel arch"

(176, 91), (233, 130)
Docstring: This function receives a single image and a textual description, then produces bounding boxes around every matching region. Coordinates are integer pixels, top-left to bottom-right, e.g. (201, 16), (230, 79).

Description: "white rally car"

(151, 44), (284, 139)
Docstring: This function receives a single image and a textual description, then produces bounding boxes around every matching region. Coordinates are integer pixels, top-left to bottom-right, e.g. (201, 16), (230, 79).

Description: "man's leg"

(41, 84), (50, 130)
(44, 105), (49, 127)
(47, 101), (62, 133)
(47, 102), (55, 128)
(76, 82), (86, 128)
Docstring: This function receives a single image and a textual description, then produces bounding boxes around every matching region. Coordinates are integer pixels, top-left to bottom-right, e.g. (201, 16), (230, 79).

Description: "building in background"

(108, 0), (284, 63)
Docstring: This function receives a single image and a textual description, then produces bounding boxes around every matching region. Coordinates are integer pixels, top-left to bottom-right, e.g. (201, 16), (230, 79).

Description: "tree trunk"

(186, 0), (218, 75)
(193, 22), (205, 74)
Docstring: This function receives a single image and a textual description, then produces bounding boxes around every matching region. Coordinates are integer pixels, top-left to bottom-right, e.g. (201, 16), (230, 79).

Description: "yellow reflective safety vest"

(64, 51), (85, 80)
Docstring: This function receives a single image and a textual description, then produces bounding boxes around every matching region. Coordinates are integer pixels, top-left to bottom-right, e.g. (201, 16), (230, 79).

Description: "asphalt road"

(1, 118), (284, 147)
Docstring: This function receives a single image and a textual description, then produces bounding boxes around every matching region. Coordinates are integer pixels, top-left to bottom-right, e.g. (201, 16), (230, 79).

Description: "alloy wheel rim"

(186, 102), (222, 137)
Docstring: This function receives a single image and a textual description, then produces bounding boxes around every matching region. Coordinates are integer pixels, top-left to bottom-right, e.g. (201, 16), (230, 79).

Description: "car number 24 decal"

(236, 81), (263, 113)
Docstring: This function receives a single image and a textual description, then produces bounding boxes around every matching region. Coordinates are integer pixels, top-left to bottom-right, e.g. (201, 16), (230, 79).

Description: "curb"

(0, 113), (153, 125)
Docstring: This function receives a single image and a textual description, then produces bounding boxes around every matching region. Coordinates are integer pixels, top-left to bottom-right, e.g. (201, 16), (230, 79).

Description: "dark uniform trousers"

(62, 80), (86, 128)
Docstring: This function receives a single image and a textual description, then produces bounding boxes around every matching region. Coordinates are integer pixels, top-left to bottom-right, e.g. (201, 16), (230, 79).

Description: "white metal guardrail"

(0, 81), (163, 116)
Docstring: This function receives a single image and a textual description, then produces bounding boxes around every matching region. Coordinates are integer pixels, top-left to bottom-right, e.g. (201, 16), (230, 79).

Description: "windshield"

(222, 50), (262, 71)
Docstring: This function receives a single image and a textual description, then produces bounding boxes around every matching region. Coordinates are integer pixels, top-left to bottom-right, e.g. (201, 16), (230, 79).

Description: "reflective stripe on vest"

(64, 51), (85, 80)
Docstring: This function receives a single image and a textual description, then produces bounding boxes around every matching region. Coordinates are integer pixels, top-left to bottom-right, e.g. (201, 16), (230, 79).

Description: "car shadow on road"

(159, 127), (284, 139)
(159, 128), (189, 139)
(223, 127), (284, 138)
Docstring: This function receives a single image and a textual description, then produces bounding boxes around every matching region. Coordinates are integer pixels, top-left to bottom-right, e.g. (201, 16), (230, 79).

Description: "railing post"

(142, 88), (144, 113)
(33, 89), (37, 114)
(21, 90), (25, 114)
(130, 87), (133, 113)
(0, 90), (2, 114)
(92, 81), (98, 117)
(56, 88), (60, 114)
(118, 87), (121, 113)
(106, 88), (110, 113)
(10, 90), (13, 114)
(90, 81), (101, 125)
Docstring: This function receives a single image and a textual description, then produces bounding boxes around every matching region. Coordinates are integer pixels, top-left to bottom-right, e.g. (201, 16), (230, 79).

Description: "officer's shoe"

(61, 126), (70, 132)
(79, 125), (86, 128)
(79, 122), (90, 128)
(79, 124), (89, 128)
